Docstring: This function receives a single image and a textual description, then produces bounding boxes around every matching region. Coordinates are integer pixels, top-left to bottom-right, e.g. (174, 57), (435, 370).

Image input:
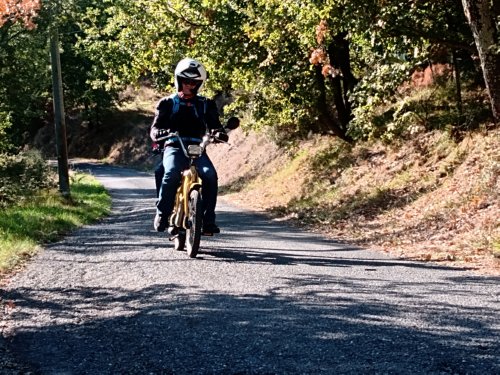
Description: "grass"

(493, 241), (500, 259)
(0, 173), (111, 276)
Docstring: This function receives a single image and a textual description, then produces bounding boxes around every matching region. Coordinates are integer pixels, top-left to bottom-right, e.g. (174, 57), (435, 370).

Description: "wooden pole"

(49, 27), (70, 197)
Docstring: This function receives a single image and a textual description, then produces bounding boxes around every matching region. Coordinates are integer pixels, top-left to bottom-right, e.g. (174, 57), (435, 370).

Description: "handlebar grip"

(155, 131), (177, 141)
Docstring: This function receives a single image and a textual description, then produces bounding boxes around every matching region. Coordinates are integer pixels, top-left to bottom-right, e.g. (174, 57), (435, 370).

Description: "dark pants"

(154, 160), (164, 198)
(156, 147), (218, 226)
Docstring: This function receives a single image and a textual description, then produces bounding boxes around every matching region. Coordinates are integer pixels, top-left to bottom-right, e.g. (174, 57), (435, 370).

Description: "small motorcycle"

(156, 117), (239, 258)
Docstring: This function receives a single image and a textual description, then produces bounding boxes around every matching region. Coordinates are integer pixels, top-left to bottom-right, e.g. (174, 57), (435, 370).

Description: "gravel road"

(1, 162), (499, 374)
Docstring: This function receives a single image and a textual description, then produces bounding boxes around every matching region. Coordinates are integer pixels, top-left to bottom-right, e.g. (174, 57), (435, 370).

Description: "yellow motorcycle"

(157, 117), (239, 258)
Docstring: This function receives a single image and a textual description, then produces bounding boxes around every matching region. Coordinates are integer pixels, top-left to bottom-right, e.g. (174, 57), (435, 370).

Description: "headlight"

(187, 145), (202, 157)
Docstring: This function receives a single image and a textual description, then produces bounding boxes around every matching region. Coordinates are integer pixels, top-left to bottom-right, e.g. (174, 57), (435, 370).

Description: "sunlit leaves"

(1, 0), (484, 149)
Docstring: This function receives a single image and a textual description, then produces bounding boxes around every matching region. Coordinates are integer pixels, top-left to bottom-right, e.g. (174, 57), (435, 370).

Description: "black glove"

(213, 131), (229, 143)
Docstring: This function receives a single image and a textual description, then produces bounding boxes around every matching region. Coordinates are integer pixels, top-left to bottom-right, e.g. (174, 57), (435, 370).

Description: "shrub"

(0, 150), (55, 205)
(0, 110), (13, 153)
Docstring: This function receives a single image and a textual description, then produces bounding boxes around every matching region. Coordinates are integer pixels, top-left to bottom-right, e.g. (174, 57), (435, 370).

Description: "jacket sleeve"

(150, 97), (173, 141)
(204, 99), (223, 131)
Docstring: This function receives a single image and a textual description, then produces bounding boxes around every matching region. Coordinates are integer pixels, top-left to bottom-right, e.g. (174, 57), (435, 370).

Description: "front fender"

(182, 168), (202, 215)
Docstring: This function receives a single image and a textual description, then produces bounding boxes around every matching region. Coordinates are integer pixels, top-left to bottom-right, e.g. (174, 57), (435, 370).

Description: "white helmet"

(174, 58), (207, 93)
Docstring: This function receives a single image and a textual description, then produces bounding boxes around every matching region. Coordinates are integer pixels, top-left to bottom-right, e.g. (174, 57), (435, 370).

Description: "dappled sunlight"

(4, 275), (499, 373)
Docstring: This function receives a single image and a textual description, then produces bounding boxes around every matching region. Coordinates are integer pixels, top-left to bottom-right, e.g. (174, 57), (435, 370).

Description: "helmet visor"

(179, 77), (201, 86)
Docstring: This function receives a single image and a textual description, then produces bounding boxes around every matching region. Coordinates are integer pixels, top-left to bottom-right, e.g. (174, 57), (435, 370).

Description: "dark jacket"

(150, 94), (222, 144)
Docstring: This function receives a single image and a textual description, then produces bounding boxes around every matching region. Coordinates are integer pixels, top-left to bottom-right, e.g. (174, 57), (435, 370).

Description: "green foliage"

(0, 150), (54, 205)
(0, 0), (491, 151)
(0, 109), (13, 153)
(0, 0), (123, 152)
(0, 19), (51, 147)
(351, 73), (493, 143)
(50, 0), (122, 124)
(349, 62), (414, 141)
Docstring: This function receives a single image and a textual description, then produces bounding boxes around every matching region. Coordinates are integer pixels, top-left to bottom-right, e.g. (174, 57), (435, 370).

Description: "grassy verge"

(0, 173), (111, 276)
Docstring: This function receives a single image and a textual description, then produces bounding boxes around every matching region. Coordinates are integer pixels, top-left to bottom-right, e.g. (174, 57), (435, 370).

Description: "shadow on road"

(4, 278), (499, 374)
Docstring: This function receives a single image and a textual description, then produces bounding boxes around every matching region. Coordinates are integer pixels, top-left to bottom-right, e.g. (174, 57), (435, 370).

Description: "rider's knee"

(202, 170), (218, 184)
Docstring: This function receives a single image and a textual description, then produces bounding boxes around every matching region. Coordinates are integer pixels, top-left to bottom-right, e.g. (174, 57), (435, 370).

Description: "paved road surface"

(2, 163), (499, 374)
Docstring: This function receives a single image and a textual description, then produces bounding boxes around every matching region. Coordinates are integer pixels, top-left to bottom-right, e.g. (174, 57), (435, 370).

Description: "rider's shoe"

(202, 223), (220, 235)
(154, 213), (168, 232)
(167, 226), (178, 235)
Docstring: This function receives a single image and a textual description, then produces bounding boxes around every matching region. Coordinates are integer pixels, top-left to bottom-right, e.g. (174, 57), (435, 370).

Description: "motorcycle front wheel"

(186, 189), (202, 258)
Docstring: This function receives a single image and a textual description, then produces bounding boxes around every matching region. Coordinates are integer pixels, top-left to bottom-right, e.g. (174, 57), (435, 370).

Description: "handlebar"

(156, 131), (225, 159)
(155, 132), (202, 143)
(154, 117), (239, 157)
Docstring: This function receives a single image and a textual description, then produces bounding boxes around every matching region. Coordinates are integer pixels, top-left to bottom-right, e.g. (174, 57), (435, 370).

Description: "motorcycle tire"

(186, 189), (202, 258)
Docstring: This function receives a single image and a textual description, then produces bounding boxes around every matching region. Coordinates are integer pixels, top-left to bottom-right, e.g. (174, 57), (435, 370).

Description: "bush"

(348, 62), (414, 141)
(0, 151), (55, 205)
(0, 110), (13, 153)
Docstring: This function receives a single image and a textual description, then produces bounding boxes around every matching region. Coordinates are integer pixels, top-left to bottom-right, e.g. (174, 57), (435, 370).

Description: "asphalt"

(1, 162), (499, 374)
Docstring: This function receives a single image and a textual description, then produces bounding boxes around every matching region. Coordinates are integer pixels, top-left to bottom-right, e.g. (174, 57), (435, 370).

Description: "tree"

(0, 0), (41, 29)
(461, 0), (500, 122)
(2, 0), (492, 150)
(310, 21), (358, 142)
(71, 0), (480, 142)
(0, 0), (45, 149)
(312, 0), (476, 141)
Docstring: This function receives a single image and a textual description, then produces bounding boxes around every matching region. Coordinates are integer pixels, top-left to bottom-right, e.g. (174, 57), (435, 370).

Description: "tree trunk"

(327, 33), (358, 128)
(461, 0), (500, 123)
(313, 65), (352, 142)
(451, 50), (463, 122)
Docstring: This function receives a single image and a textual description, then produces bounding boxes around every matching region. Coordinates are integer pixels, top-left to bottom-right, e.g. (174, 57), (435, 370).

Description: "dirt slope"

(208, 127), (499, 275)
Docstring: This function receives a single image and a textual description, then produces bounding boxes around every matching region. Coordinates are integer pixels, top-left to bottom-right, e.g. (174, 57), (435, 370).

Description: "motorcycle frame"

(170, 163), (202, 229)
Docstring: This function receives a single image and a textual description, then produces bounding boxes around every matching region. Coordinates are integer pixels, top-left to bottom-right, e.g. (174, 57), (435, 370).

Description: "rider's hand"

(150, 128), (159, 141)
(151, 128), (168, 141)
(213, 131), (229, 143)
